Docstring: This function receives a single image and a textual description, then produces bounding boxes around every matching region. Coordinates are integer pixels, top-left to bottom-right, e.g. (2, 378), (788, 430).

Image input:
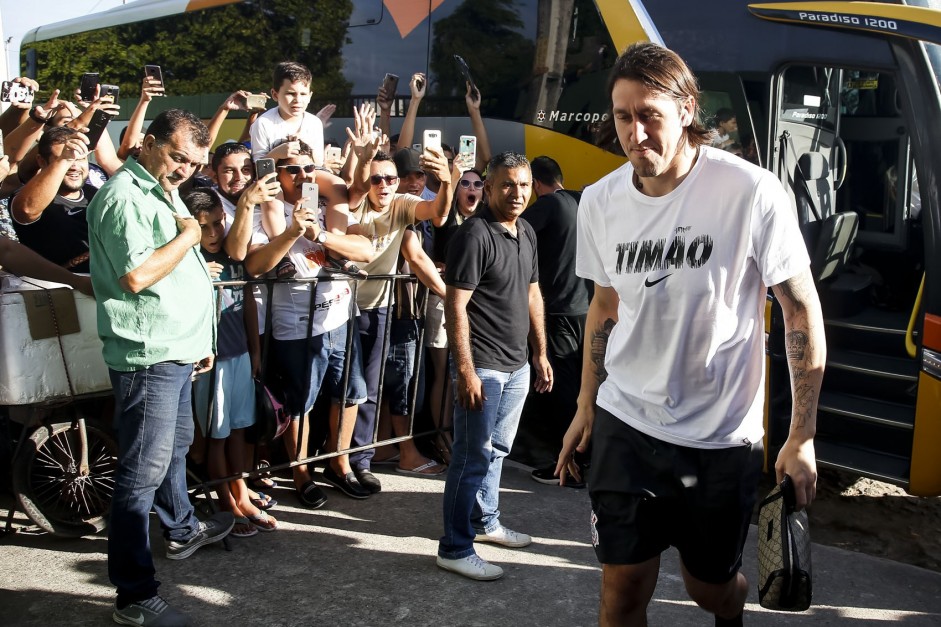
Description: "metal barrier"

(190, 269), (446, 493)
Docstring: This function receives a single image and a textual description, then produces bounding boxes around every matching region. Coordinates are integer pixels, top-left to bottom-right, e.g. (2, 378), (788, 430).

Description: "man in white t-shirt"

(249, 61), (325, 166)
(244, 148), (376, 508)
(557, 43), (826, 627)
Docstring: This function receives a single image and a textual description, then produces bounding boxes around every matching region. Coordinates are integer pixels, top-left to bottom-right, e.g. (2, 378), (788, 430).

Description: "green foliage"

(26, 0), (353, 118)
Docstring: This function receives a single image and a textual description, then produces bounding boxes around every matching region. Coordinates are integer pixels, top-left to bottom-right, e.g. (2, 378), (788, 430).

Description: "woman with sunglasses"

(424, 167), (485, 463)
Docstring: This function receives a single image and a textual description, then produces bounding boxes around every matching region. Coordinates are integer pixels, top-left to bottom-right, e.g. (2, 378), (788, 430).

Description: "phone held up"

(144, 65), (165, 96)
(79, 73), (99, 103)
(458, 135), (477, 166)
(325, 145), (342, 163)
(255, 157), (276, 180)
(0, 81), (33, 105)
(246, 93), (267, 110)
(423, 129), (442, 154)
(85, 108), (114, 150)
(382, 73), (399, 97)
(301, 182), (319, 212)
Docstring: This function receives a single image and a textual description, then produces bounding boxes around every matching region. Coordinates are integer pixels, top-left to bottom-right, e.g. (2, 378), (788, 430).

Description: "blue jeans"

(351, 306), (388, 470)
(438, 363), (530, 559)
(108, 362), (201, 605)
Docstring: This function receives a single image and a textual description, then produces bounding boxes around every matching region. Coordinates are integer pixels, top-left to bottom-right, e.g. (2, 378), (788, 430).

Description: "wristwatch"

(28, 107), (49, 125)
(315, 230), (328, 245)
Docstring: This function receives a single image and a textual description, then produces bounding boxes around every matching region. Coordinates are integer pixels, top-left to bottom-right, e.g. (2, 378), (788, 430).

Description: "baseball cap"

(394, 148), (424, 177)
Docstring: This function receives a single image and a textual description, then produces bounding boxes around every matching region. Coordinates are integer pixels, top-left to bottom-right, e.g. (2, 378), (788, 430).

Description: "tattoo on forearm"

(590, 318), (615, 384)
(786, 330), (808, 361)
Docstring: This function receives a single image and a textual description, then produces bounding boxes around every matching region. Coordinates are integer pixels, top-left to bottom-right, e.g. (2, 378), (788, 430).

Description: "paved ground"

(2, 461), (941, 626)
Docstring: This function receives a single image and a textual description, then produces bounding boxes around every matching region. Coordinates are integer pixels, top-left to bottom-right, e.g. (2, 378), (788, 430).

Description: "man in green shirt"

(87, 109), (233, 627)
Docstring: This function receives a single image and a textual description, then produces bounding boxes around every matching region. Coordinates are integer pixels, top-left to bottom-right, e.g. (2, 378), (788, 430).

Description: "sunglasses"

(278, 164), (316, 174)
(370, 174), (400, 185)
(459, 179), (484, 189)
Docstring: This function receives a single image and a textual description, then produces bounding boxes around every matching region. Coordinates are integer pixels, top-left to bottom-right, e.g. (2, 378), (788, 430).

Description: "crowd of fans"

(0, 61), (587, 533)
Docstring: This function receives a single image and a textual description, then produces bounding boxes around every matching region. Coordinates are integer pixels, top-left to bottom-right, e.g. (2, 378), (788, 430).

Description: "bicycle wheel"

(12, 420), (117, 537)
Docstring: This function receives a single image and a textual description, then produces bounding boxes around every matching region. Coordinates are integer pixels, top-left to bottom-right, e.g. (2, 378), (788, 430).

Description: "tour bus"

(17, 0), (941, 497)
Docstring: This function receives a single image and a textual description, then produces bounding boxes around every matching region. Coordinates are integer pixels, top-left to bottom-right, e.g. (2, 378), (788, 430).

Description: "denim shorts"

(588, 406), (763, 584)
(193, 352), (255, 439)
(272, 321), (367, 417)
(384, 318), (420, 416)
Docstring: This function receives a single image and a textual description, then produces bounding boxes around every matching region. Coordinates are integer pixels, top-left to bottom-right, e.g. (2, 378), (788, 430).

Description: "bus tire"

(11, 420), (118, 537)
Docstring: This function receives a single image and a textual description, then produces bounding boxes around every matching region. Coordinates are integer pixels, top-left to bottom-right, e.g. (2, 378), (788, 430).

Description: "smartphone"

(246, 93), (267, 110)
(99, 84), (120, 102)
(79, 73), (100, 103)
(458, 135), (477, 166)
(0, 81), (33, 104)
(301, 182), (319, 210)
(144, 65), (165, 95)
(382, 72), (399, 96)
(85, 108), (113, 150)
(0, 129), (4, 156)
(255, 157), (276, 180)
(325, 145), (342, 162)
(453, 55), (477, 92)
(423, 129), (442, 153)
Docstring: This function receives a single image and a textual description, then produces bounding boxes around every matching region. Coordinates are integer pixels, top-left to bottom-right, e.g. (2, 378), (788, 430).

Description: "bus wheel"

(12, 420), (117, 537)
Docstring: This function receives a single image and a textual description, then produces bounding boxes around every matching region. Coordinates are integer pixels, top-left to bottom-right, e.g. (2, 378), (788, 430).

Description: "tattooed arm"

(555, 284), (619, 484)
(771, 268), (826, 510)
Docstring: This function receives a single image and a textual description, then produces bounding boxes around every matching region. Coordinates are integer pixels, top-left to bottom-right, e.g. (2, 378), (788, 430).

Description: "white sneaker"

(436, 554), (504, 581)
(474, 526), (532, 548)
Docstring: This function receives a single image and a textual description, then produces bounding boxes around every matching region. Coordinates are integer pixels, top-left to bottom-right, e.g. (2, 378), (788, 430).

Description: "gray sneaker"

(113, 595), (189, 626)
(165, 511), (234, 560)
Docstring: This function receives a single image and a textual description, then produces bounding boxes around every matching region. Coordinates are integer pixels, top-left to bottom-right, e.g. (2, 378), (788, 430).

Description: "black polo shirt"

(445, 205), (538, 372)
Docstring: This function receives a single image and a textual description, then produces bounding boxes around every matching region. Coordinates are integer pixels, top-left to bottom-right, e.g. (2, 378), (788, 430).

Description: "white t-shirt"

(576, 146), (809, 448)
(217, 188), (264, 237)
(249, 108), (324, 165)
(252, 197), (357, 340)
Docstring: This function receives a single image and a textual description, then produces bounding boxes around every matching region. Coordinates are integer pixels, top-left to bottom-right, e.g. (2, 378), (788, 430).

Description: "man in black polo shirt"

(12, 126), (95, 272)
(522, 156), (591, 487)
(436, 152), (553, 581)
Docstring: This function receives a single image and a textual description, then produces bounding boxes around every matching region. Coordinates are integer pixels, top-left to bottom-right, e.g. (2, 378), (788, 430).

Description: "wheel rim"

(29, 425), (117, 526)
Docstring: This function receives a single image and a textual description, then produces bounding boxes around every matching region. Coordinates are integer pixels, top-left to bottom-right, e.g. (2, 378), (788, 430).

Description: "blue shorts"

(272, 321), (367, 417)
(193, 352), (256, 439)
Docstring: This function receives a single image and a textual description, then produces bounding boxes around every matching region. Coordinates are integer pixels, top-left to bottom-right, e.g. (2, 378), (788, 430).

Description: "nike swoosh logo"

(118, 610), (145, 625)
(644, 274), (672, 287)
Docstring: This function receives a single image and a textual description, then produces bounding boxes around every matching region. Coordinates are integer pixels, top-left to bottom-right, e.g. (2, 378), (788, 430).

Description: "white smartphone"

(0, 129), (5, 156)
(325, 145), (342, 162)
(301, 182), (319, 210)
(458, 135), (477, 165)
(423, 129), (442, 153)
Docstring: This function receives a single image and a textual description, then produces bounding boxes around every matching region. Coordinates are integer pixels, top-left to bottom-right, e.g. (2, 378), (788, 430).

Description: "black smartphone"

(382, 72), (399, 97)
(453, 55), (477, 93)
(85, 108), (113, 150)
(255, 157), (276, 180)
(79, 73), (99, 102)
(99, 84), (120, 102)
(144, 64), (165, 95)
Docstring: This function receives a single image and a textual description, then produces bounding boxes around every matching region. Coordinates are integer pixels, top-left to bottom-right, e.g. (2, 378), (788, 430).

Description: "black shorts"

(588, 406), (763, 584)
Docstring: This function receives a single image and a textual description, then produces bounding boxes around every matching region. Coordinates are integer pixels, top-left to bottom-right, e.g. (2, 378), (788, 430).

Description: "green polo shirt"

(87, 158), (215, 371)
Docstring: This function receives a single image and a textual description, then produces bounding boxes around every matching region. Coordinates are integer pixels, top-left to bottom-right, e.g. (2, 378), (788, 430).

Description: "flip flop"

(231, 516), (259, 538)
(250, 492), (278, 511)
(247, 510), (278, 532)
(396, 460), (447, 477)
(248, 476), (276, 490)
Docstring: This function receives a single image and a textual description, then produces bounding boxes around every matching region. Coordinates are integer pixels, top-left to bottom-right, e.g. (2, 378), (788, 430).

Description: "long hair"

(595, 42), (713, 151)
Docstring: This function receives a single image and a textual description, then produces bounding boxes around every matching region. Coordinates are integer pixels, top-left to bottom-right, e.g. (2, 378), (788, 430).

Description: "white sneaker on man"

(436, 554), (504, 581)
(474, 526), (532, 548)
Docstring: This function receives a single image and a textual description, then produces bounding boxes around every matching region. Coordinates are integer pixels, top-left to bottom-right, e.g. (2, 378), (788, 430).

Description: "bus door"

(754, 1), (941, 495)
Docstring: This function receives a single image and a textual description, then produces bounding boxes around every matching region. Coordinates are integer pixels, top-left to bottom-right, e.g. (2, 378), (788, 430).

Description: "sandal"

(396, 460), (447, 477)
(231, 516), (259, 538)
(248, 476), (276, 490)
(247, 510), (278, 532)
(250, 492), (277, 511)
(276, 257), (297, 279)
(324, 255), (368, 278)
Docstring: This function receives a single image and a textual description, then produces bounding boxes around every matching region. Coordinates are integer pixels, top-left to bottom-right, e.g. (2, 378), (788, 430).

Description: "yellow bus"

(18, 0), (941, 496)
